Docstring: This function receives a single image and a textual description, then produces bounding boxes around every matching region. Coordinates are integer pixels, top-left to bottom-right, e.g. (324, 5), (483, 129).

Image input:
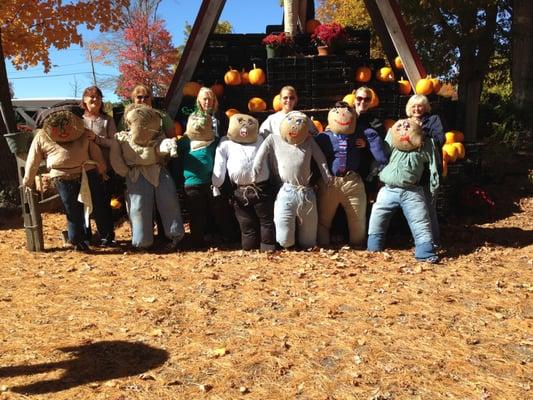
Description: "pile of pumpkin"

(442, 130), (466, 177)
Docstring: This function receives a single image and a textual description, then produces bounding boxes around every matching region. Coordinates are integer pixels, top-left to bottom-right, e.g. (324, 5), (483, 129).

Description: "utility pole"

(89, 49), (97, 86)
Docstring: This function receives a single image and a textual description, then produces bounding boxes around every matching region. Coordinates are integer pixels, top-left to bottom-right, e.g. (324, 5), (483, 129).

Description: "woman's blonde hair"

(405, 94), (431, 117)
(355, 86), (373, 98)
(196, 87), (219, 113)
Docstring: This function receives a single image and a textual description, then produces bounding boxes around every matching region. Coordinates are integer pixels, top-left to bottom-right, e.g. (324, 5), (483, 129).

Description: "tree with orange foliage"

(0, 0), (127, 182)
(114, 12), (178, 99)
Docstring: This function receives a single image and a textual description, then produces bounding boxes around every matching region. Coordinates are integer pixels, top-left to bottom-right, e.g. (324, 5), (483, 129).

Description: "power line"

(10, 72), (118, 80)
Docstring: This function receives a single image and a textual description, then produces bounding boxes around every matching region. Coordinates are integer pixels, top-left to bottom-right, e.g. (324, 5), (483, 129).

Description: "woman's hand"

(355, 137), (367, 148)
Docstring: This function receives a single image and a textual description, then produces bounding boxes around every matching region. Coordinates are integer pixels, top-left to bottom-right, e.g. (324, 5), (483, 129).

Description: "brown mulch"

(0, 174), (531, 400)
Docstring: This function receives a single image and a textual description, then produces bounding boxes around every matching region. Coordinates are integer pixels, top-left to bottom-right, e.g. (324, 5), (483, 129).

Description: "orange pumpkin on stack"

(355, 66), (372, 83)
(442, 130), (466, 176)
(224, 67), (241, 86)
(248, 64), (265, 86)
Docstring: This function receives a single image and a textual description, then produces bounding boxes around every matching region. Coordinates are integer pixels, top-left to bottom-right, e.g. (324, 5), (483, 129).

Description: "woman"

(196, 87), (221, 137)
(129, 84), (175, 138)
(405, 94), (444, 245)
(81, 86), (118, 245)
(259, 85), (317, 138)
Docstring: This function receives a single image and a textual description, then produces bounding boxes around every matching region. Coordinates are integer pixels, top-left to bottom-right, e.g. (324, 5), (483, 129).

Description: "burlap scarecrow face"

(280, 111), (309, 145)
(43, 111), (85, 143)
(124, 104), (162, 146)
(390, 118), (424, 152)
(327, 105), (356, 135)
(184, 112), (214, 142)
(227, 114), (259, 144)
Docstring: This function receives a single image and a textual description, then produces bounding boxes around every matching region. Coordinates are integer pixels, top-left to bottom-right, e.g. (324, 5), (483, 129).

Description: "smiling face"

(280, 111), (309, 145)
(280, 88), (297, 113)
(227, 114), (259, 144)
(354, 88), (372, 115)
(82, 87), (103, 116)
(327, 106), (356, 135)
(390, 118), (424, 152)
(410, 102), (426, 119)
(184, 112), (214, 142)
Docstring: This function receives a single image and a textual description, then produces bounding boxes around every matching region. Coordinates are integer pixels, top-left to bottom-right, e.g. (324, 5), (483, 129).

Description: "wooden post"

(164, 0), (227, 119)
(363, 0), (427, 89)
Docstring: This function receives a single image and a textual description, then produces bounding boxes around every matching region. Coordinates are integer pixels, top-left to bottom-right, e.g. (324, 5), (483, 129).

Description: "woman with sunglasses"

(259, 86), (318, 138)
(129, 84), (175, 138)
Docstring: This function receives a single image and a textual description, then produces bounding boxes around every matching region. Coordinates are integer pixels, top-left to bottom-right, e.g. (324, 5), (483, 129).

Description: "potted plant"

(311, 22), (348, 55)
(262, 32), (294, 58)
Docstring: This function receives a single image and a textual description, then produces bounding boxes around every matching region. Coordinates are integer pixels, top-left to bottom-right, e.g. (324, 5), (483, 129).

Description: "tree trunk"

(0, 29), (18, 183)
(512, 0), (533, 130)
(456, 4), (498, 142)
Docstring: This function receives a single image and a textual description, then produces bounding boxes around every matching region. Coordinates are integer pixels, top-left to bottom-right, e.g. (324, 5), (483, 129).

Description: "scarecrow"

(212, 113), (275, 251)
(253, 111), (331, 249)
(367, 118), (440, 262)
(22, 104), (114, 251)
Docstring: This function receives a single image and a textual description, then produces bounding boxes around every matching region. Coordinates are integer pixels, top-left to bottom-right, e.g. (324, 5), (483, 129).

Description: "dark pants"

(184, 183), (238, 248)
(55, 169), (114, 245)
(232, 181), (275, 251)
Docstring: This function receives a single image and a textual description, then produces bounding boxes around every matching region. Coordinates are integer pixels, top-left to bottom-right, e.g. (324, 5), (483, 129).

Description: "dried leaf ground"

(0, 174), (531, 400)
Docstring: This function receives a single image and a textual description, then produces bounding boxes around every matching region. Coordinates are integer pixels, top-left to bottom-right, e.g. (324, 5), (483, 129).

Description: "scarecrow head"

(184, 111), (214, 142)
(124, 104), (162, 146)
(36, 104), (85, 143)
(227, 114), (259, 144)
(280, 111), (309, 145)
(327, 101), (356, 135)
(390, 118), (424, 152)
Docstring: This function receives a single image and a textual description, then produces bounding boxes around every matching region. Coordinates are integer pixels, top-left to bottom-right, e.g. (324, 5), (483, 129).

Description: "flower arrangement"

(262, 32), (294, 49)
(311, 22), (348, 48)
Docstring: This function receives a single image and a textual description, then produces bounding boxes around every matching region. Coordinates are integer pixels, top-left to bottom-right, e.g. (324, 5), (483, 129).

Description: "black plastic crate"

(267, 57), (312, 86)
(311, 82), (353, 98)
(311, 95), (345, 109)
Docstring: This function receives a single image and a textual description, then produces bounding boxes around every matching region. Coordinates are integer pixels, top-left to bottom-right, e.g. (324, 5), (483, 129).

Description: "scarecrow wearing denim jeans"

(367, 118), (440, 262)
(253, 111), (332, 249)
(110, 104), (184, 250)
(22, 105), (115, 251)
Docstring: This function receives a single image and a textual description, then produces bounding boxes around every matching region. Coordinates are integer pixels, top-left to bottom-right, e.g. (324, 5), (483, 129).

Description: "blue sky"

(7, 0), (284, 103)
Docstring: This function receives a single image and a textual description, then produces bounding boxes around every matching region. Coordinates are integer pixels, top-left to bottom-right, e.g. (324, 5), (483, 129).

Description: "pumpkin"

(342, 90), (357, 107)
(368, 88), (379, 108)
(415, 77), (433, 95)
(452, 142), (465, 159)
(445, 131), (456, 144)
(183, 81), (201, 97)
(225, 108), (240, 118)
(443, 143), (459, 162)
(383, 118), (396, 131)
(355, 66), (372, 83)
(240, 68), (250, 85)
(376, 67), (395, 82)
(248, 63), (266, 85)
(451, 129), (464, 142)
(248, 97), (267, 112)
(224, 67), (241, 86)
(273, 94), (282, 111)
(174, 121), (183, 137)
(110, 197), (122, 209)
(431, 76), (442, 94)
(306, 19), (321, 34)
(311, 116), (324, 133)
(442, 151), (451, 163)
(210, 82), (224, 98)
(398, 77), (411, 95)
(394, 56), (403, 70)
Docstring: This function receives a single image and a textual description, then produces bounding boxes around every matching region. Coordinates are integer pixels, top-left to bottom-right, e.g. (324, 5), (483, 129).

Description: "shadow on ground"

(0, 340), (169, 394)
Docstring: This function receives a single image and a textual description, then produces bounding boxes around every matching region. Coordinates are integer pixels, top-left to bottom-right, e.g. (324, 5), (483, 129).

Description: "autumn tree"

(114, 12), (178, 99)
(0, 0), (127, 182)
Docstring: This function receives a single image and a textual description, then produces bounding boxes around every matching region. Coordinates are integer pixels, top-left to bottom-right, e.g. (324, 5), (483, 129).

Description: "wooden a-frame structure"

(164, 0), (427, 119)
